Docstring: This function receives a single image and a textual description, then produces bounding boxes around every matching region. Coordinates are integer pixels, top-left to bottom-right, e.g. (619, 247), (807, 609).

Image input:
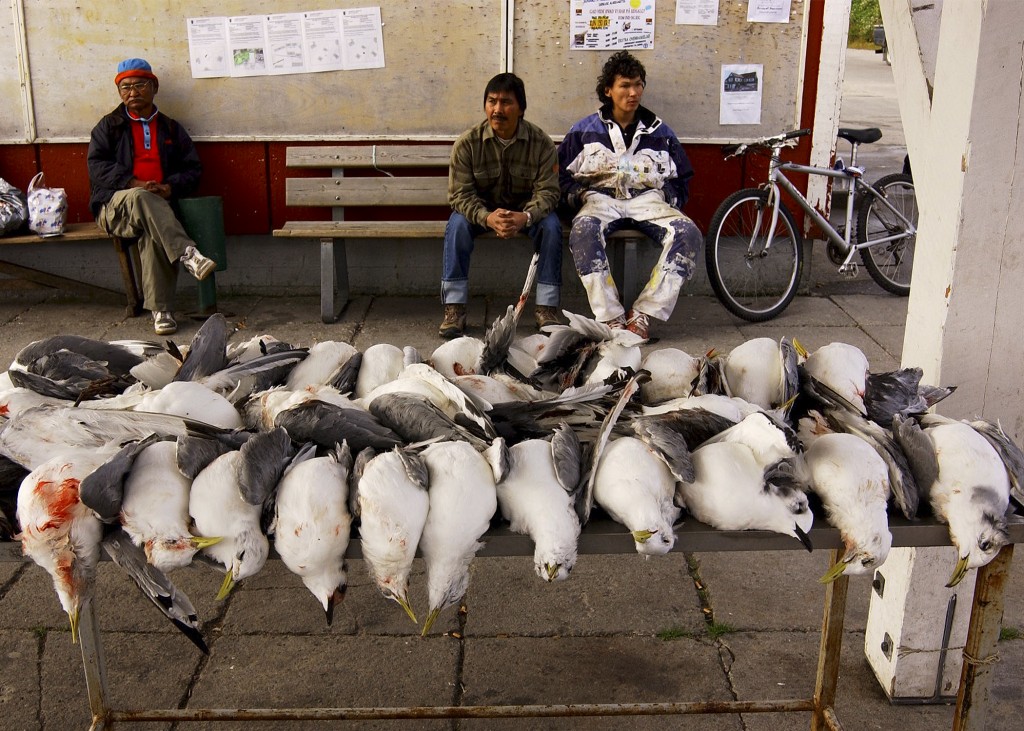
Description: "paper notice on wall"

(266, 14), (307, 75)
(186, 17), (231, 78)
(570, 0), (656, 51)
(186, 7), (385, 78)
(747, 0), (791, 23)
(720, 64), (763, 125)
(675, 0), (718, 25)
(228, 15), (269, 77)
(341, 7), (385, 69)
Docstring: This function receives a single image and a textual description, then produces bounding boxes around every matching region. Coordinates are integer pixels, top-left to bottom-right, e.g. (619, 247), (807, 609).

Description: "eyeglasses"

(118, 80), (152, 94)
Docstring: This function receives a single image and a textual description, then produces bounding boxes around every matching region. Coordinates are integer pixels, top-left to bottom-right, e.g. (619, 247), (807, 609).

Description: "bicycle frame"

(753, 149), (916, 269)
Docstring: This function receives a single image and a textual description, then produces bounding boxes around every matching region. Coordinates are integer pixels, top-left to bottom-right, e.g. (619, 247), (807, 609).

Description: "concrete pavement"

(0, 286), (1021, 731)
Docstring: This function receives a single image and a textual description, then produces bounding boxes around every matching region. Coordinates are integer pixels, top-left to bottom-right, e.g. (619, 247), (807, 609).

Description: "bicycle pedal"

(839, 262), (859, 278)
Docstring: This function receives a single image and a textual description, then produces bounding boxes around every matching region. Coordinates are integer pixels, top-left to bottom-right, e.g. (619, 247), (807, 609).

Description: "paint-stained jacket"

(87, 104), (202, 217)
(448, 118), (560, 227)
(558, 104), (694, 211)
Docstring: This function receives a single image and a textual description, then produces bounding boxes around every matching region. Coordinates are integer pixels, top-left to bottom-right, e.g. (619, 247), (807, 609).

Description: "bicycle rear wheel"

(705, 189), (803, 322)
(856, 173), (917, 295)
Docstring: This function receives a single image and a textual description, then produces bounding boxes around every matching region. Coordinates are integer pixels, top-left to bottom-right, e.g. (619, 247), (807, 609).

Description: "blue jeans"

(441, 211), (562, 306)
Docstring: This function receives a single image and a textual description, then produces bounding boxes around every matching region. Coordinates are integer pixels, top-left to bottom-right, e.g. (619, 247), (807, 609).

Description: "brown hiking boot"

(534, 305), (562, 330)
(438, 303), (467, 339)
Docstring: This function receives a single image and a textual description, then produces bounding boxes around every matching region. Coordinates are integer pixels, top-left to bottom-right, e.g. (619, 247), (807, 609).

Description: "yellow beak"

(421, 607), (441, 637)
(216, 572), (236, 600)
(190, 535), (224, 550)
(946, 555), (971, 588)
(632, 529), (655, 544)
(818, 560), (848, 584)
(393, 594), (417, 624)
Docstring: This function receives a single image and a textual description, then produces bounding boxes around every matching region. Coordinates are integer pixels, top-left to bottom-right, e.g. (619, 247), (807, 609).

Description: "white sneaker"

(181, 245), (216, 281)
(153, 310), (177, 335)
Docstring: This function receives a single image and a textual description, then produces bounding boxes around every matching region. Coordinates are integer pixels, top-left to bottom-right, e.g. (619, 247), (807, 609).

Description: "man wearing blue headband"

(88, 58), (216, 335)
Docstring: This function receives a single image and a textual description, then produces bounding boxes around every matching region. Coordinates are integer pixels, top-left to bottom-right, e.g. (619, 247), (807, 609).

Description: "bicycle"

(704, 127), (918, 322)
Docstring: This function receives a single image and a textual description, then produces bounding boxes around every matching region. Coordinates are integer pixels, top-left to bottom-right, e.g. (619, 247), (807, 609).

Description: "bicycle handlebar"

(721, 128), (811, 157)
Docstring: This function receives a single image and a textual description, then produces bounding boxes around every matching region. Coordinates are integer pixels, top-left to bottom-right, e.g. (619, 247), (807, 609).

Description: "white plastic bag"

(27, 172), (67, 237)
(0, 177), (28, 235)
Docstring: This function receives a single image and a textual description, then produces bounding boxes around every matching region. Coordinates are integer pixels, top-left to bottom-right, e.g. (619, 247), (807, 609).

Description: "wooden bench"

(2, 514), (1019, 728)
(0, 222), (144, 316)
(274, 144), (652, 323)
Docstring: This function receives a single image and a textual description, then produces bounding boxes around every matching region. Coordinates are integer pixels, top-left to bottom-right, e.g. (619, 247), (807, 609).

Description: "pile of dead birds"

(1, 305), (1021, 653)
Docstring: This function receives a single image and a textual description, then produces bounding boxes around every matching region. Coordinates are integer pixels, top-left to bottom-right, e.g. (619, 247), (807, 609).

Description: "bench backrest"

(285, 145), (452, 209)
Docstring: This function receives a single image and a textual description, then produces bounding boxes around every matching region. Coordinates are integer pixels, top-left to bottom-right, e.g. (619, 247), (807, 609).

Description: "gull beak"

(792, 337), (809, 359)
(325, 586), (346, 627)
(632, 529), (655, 544)
(68, 608), (80, 644)
(421, 607), (441, 637)
(818, 559), (849, 584)
(545, 563), (561, 582)
(190, 535), (224, 550)
(946, 555), (971, 588)
(793, 524), (814, 552)
(216, 572), (236, 600)
(393, 593), (418, 624)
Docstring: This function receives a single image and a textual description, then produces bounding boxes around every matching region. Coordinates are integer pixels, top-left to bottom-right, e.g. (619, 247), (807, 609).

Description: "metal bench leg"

(622, 237), (640, 305)
(320, 237), (350, 323)
(78, 597), (112, 730)
(952, 543), (1014, 730)
(812, 549), (849, 731)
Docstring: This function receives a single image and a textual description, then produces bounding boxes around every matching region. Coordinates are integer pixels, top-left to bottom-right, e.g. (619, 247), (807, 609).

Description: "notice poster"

(570, 0), (657, 51)
(186, 7), (385, 78)
(341, 7), (385, 70)
(720, 64), (763, 125)
(675, 0), (718, 25)
(228, 15), (268, 77)
(266, 14), (306, 75)
(747, 0), (791, 23)
(186, 17), (230, 78)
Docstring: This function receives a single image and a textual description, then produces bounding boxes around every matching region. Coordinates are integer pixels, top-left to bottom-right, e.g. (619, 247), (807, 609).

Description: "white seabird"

(796, 432), (892, 581)
(120, 440), (221, 572)
(273, 443), (354, 624)
(418, 439), (504, 635)
(16, 448), (107, 641)
(496, 424), (583, 581)
(351, 446), (431, 622)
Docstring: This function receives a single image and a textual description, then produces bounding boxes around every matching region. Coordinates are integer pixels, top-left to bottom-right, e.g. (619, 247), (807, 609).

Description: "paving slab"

(464, 554), (704, 637)
(0, 630), (41, 731)
(461, 635), (741, 730)
(692, 551), (872, 632)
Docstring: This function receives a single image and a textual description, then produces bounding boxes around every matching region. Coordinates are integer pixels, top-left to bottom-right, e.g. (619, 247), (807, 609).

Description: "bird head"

(144, 535), (222, 572)
(302, 571), (348, 626)
(380, 584), (417, 624)
(423, 559), (472, 635)
(216, 529), (270, 599)
(632, 526), (676, 556)
(946, 511), (1009, 587)
(534, 544), (577, 582)
(820, 531), (893, 583)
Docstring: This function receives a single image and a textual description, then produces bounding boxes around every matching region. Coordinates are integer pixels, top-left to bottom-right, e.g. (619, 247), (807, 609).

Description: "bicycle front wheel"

(856, 173), (917, 295)
(705, 189), (803, 322)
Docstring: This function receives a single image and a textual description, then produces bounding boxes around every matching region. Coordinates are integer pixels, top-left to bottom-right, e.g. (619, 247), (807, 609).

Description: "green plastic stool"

(178, 196), (227, 317)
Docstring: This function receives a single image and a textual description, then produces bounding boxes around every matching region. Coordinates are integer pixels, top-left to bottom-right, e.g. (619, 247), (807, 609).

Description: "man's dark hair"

(596, 51), (646, 104)
(484, 73), (527, 113)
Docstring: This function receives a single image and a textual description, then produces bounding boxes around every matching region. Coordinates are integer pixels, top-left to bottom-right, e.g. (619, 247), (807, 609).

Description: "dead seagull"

(894, 414), (1018, 587)
(273, 442), (353, 625)
(350, 445), (431, 623)
(418, 439), (505, 635)
(796, 432), (892, 582)
(16, 448), (107, 641)
(496, 424), (584, 581)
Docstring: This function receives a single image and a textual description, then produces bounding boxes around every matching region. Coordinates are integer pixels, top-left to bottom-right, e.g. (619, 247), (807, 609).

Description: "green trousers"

(97, 188), (194, 311)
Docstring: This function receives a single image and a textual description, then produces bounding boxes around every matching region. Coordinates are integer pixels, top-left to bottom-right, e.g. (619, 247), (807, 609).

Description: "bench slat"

(286, 176), (448, 207)
(286, 145), (452, 168)
(275, 221), (447, 238)
(0, 221), (109, 246)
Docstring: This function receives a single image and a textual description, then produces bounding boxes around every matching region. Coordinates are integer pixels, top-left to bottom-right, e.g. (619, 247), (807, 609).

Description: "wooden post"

(812, 549), (849, 730)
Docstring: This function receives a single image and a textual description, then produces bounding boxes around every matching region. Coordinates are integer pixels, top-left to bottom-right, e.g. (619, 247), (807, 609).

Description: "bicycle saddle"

(837, 127), (882, 145)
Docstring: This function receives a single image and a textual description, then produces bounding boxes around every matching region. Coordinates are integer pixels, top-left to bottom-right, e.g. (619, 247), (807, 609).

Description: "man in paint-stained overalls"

(558, 51), (701, 339)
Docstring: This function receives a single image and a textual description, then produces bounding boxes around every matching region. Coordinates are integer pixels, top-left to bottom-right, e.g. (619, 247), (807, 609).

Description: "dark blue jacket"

(558, 104), (693, 211)
(87, 104), (202, 217)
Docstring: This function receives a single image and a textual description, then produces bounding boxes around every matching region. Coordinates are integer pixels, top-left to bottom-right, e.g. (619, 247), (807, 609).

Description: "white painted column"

(864, 0), (1024, 701)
